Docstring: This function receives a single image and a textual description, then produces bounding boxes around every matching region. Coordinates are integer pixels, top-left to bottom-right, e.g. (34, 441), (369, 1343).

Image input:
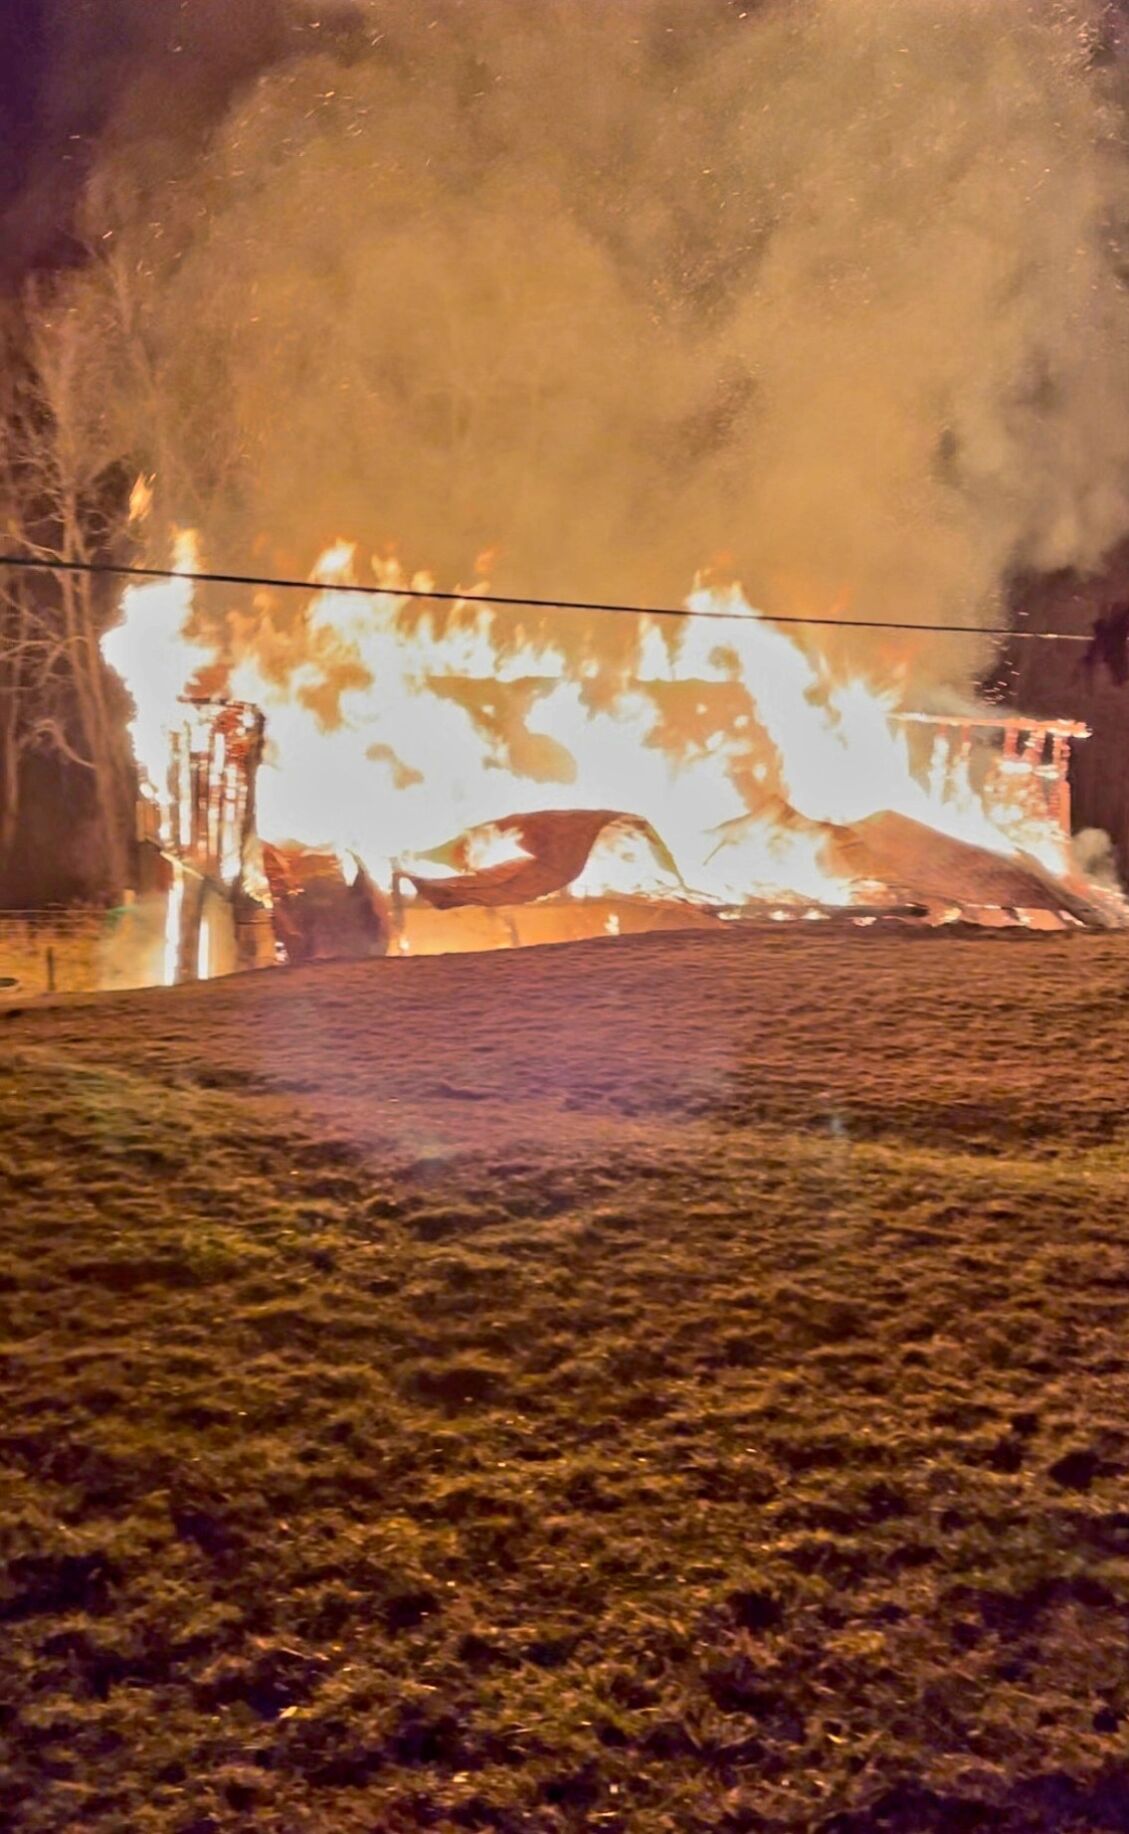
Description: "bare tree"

(0, 294), (136, 897)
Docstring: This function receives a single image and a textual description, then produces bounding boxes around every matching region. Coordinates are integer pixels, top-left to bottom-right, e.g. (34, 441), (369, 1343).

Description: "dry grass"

(2, 929), (1129, 1831)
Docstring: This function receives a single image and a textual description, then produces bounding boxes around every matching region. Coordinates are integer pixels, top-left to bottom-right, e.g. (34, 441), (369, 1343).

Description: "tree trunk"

(0, 578), (30, 882)
(58, 565), (131, 899)
(0, 688), (21, 877)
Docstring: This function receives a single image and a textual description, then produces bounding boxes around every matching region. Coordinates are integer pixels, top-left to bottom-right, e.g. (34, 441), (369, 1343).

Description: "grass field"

(3, 929), (1129, 1832)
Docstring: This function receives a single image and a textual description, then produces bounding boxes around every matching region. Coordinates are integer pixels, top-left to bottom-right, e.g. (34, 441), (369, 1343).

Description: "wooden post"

(177, 873), (205, 984)
(1051, 735), (1071, 836)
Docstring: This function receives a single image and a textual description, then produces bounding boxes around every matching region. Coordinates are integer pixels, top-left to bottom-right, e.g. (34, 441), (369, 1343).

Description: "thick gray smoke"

(76, 0), (1129, 693)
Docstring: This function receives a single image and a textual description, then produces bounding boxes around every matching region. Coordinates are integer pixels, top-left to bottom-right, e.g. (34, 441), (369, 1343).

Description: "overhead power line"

(0, 550), (1093, 642)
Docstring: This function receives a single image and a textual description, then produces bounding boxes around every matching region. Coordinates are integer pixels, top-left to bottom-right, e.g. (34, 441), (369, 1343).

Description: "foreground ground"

(2, 929), (1129, 1832)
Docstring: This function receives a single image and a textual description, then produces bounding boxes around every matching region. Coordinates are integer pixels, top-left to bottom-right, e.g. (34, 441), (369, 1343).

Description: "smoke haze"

(64, 0), (1129, 695)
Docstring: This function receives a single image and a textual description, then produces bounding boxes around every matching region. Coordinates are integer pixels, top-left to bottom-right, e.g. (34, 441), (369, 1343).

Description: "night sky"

(0, 0), (357, 277)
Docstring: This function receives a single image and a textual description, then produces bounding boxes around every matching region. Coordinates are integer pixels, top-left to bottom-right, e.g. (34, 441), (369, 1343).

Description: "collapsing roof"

(402, 810), (683, 910)
(401, 805), (1120, 931)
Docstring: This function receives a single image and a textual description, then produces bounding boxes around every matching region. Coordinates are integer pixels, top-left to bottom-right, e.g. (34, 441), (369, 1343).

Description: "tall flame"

(101, 531), (211, 793)
(103, 534), (1087, 913)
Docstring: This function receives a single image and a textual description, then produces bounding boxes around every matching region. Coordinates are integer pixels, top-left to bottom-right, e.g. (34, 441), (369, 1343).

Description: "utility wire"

(0, 550), (1094, 642)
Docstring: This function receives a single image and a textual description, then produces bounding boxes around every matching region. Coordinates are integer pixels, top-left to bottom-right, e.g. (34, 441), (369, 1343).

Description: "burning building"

(114, 550), (1122, 992)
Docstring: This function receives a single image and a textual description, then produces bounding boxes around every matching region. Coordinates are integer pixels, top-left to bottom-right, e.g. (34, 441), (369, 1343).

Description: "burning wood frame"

(163, 699), (265, 886)
(135, 698), (270, 985)
(135, 695), (1119, 990)
(138, 697), (391, 984)
(891, 712), (1088, 841)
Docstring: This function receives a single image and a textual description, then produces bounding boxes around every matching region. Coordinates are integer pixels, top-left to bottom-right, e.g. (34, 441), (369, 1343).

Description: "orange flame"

(102, 533), (1092, 915)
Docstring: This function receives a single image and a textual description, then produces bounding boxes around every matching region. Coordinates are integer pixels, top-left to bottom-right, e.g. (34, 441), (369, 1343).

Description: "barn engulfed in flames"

(100, 534), (1124, 988)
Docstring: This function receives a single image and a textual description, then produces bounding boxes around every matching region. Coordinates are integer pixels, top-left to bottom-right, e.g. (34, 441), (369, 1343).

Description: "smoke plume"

(73, 0), (1129, 697)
